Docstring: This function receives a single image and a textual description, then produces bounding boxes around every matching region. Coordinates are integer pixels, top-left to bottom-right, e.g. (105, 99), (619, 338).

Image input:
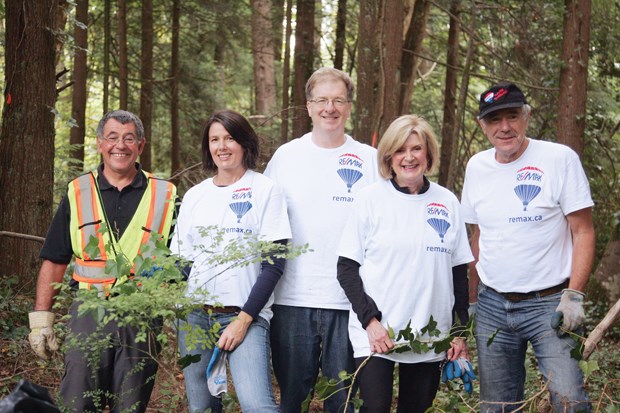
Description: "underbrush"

(1, 271), (619, 412)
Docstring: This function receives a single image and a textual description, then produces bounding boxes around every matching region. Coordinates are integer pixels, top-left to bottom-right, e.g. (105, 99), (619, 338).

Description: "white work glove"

(551, 289), (585, 332)
(468, 302), (477, 317)
(28, 311), (59, 360)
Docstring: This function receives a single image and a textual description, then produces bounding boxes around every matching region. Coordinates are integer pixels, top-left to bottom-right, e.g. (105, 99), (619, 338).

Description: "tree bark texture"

(280, 0), (293, 144)
(69, 0), (89, 167)
(592, 227), (620, 303)
(399, 0), (431, 114)
(376, 0), (404, 137)
(251, 0), (277, 117)
(291, 0), (315, 140)
(0, 0), (58, 282)
(556, 0), (591, 158)
(118, 0), (128, 110)
(272, 0), (284, 61)
(438, 0), (461, 187)
(334, 0), (347, 70)
(170, 0), (181, 182)
(103, 0), (111, 114)
(139, 0), (154, 171)
(353, 0), (381, 145)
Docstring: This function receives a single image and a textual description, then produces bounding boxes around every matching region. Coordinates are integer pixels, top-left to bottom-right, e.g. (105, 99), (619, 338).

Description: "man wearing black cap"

(461, 82), (595, 412)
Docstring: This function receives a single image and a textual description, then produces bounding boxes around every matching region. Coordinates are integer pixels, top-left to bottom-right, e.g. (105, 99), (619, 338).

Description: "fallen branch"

(0, 231), (45, 243)
(583, 298), (620, 360)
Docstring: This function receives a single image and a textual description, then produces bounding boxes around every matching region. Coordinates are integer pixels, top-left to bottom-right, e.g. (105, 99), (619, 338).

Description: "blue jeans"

(270, 305), (354, 413)
(177, 309), (279, 413)
(475, 283), (590, 413)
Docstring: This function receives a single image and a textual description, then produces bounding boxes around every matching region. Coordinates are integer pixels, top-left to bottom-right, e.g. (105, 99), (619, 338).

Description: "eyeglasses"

(101, 136), (140, 146)
(308, 97), (351, 108)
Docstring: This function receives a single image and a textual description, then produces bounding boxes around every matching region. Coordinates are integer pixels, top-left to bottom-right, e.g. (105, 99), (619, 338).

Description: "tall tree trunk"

(291, 0), (315, 139)
(103, 0), (110, 113)
(251, 0), (277, 117)
(170, 0), (181, 182)
(446, 0), (476, 191)
(118, 0), (128, 110)
(69, 0), (89, 168)
(398, 0), (431, 114)
(438, 0), (460, 187)
(353, 0), (381, 145)
(280, 0), (293, 144)
(139, 0), (153, 171)
(334, 0), (347, 70)
(377, 0), (404, 137)
(556, 0), (591, 158)
(272, 0), (284, 61)
(0, 0), (58, 282)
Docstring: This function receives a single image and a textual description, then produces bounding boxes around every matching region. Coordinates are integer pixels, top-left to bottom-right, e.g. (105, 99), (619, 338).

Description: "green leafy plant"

(54, 225), (308, 411)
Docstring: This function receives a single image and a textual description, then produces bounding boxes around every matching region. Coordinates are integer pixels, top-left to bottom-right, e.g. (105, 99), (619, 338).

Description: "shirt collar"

(390, 175), (430, 195)
(96, 163), (146, 190)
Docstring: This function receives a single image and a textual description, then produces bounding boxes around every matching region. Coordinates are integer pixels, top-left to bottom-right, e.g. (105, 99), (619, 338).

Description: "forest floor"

(2, 289), (620, 412)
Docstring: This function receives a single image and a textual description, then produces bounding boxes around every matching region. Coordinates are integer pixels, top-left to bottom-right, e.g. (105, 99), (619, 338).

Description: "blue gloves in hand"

(551, 289), (586, 333)
(442, 357), (476, 394)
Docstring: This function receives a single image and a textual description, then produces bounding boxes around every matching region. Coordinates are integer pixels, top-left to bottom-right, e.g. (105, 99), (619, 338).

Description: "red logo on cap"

(494, 88), (508, 101)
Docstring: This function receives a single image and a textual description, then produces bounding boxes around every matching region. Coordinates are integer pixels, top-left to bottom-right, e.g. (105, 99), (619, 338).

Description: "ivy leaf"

(178, 354), (201, 369)
(578, 360), (599, 378)
(433, 336), (453, 354)
(387, 324), (395, 340)
(84, 234), (102, 260)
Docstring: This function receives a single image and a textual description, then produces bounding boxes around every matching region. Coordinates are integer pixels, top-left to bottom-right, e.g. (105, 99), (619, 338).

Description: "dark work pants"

(59, 301), (160, 413)
(354, 356), (441, 413)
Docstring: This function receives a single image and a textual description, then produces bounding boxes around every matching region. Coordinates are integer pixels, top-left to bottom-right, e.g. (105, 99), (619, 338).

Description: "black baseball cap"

(478, 82), (527, 119)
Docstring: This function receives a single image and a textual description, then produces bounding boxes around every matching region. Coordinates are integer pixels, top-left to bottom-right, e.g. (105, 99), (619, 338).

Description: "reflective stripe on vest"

(68, 171), (175, 291)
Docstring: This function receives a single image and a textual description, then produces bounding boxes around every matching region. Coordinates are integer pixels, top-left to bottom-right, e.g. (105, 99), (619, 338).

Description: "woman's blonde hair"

(377, 115), (440, 179)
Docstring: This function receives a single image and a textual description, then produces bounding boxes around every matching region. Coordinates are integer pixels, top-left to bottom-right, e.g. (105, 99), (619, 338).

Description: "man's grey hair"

(96, 110), (145, 140)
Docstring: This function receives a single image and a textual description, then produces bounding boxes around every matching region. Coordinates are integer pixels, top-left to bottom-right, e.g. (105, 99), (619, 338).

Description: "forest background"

(0, 0), (619, 411)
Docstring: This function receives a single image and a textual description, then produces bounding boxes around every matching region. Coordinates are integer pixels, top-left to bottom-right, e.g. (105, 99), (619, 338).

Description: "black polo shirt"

(40, 163), (147, 264)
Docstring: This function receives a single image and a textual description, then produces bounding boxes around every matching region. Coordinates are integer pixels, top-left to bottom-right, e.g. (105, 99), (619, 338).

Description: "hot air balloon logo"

(514, 184), (541, 211)
(229, 201), (252, 223)
(514, 166), (544, 211)
(337, 153), (364, 193)
(426, 203), (451, 242)
(427, 218), (451, 243)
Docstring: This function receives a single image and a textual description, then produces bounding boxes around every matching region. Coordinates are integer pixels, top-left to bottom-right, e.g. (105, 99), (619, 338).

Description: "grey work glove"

(28, 311), (59, 360)
(551, 289), (585, 332)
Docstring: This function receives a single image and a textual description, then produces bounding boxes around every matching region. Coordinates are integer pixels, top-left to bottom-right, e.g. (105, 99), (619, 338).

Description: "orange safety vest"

(67, 170), (176, 295)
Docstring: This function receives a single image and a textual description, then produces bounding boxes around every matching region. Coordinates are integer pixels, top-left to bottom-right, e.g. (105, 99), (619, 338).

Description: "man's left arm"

(553, 207), (595, 332)
(566, 207), (595, 292)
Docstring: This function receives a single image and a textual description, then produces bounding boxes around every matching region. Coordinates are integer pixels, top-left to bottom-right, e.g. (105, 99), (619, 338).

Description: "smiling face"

(208, 122), (246, 177)
(391, 132), (428, 192)
(306, 79), (352, 137)
(479, 107), (530, 163)
(97, 118), (144, 177)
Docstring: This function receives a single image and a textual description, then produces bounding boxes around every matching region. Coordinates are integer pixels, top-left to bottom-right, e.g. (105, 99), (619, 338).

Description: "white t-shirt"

(170, 170), (291, 321)
(461, 138), (593, 293)
(337, 180), (473, 362)
(264, 133), (379, 309)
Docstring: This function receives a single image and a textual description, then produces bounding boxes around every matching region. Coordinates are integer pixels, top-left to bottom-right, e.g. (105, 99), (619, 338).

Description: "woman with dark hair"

(171, 110), (291, 413)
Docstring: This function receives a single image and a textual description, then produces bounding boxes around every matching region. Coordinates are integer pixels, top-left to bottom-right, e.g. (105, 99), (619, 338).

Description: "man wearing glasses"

(265, 67), (379, 413)
(28, 110), (177, 413)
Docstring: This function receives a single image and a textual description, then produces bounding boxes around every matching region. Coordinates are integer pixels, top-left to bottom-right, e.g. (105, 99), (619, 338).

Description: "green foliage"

(309, 317), (476, 410)
(54, 225), (307, 412)
(0, 276), (30, 341)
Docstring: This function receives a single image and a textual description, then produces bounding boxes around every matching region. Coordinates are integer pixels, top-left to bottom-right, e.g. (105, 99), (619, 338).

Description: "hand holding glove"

(551, 289), (585, 332)
(28, 311), (59, 360)
(442, 357), (477, 394)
